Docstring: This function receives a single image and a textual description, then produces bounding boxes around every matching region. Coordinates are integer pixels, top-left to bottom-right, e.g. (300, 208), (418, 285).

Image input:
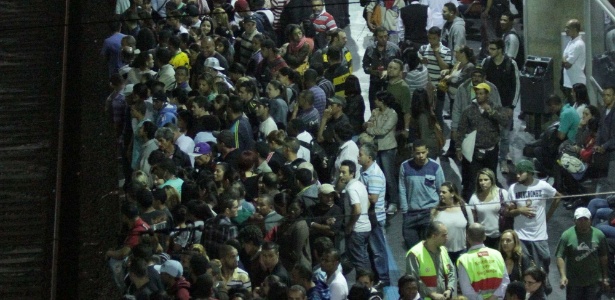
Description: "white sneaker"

(386, 203), (398, 214)
(500, 161), (510, 174)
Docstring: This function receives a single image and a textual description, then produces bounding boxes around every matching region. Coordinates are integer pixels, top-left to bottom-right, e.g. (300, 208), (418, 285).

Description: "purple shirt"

(101, 32), (126, 76)
(309, 85), (327, 117)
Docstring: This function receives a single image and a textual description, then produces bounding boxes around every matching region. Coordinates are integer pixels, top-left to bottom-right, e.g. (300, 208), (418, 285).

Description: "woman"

(410, 88), (440, 159)
(275, 200), (311, 271)
(278, 67), (301, 110)
(283, 24), (314, 74)
(213, 162), (236, 195)
(442, 45), (476, 113)
(499, 230), (531, 283)
(237, 150), (260, 202)
(343, 75), (366, 137)
(197, 17), (214, 41)
(469, 168), (510, 248)
(198, 73), (218, 102)
(431, 182), (473, 263)
(571, 83), (590, 118)
(127, 52), (157, 84)
(365, 90), (398, 213)
(266, 80), (289, 128)
(524, 266), (547, 300)
(215, 36), (234, 65)
(265, 130), (289, 171)
(163, 185), (182, 211)
(212, 8), (234, 40)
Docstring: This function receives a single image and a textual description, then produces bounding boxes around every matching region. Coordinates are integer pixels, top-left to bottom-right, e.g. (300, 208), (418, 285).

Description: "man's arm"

(546, 191), (563, 222)
(491, 269), (510, 300)
(398, 164), (408, 213)
(345, 203), (361, 235)
(457, 263), (480, 299)
(406, 252), (433, 299)
(557, 257), (568, 288)
(433, 50), (449, 71)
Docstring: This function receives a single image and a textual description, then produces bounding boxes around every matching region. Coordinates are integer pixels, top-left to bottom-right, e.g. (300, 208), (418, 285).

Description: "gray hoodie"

(442, 16), (466, 63)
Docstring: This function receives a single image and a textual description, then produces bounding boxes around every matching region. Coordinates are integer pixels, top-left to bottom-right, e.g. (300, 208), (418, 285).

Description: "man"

(332, 124), (359, 183)
(154, 48), (176, 92)
(192, 142), (214, 177)
(152, 91), (178, 128)
(304, 69), (328, 117)
(295, 168), (319, 212)
(358, 143), (390, 288)
(255, 98), (278, 141)
(506, 160), (562, 282)
(482, 38), (519, 174)
(420, 26), (452, 126)
(172, 66), (191, 92)
(252, 242), (291, 287)
(317, 95), (350, 170)
(449, 67), (501, 157)
(454, 83), (509, 199)
(247, 34), (265, 78)
(168, 123), (194, 160)
(324, 47), (351, 97)
(406, 221), (456, 300)
(310, 0), (337, 50)
(214, 130), (241, 169)
(168, 35), (189, 69)
(505, 281), (525, 300)
(310, 28), (352, 72)
(596, 86), (615, 192)
(192, 36), (229, 85)
(293, 90), (321, 135)
(500, 11), (524, 67)
(288, 119), (313, 162)
(363, 27), (401, 110)
(226, 96), (256, 151)
(283, 137), (307, 169)
(399, 0), (432, 49)
(556, 207), (609, 300)
(219, 244), (252, 291)
(255, 194), (283, 232)
(290, 263), (331, 300)
(236, 15), (260, 66)
(155, 127), (191, 169)
(238, 224), (264, 277)
(399, 139), (445, 249)
(288, 285), (308, 300)
(308, 184), (343, 247)
(321, 248), (349, 300)
(128, 258), (161, 299)
(479, 0), (507, 59)
(237, 80), (261, 130)
(533, 95), (580, 176)
(160, 259), (191, 300)
(201, 194), (239, 258)
(457, 223), (509, 299)
(385, 59), (411, 130)
(101, 18), (126, 76)
(441, 3), (466, 63)
(255, 38), (288, 91)
(562, 19), (586, 100)
(337, 160), (371, 274)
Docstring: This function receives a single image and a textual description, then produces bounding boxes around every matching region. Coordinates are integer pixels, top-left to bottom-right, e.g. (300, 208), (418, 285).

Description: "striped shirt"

(223, 267), (252, 292)
(419, 42), (452, 85)
(360, 162), (387, 222)
(312, 11), (337, 33)
(270, 0), (289, 30)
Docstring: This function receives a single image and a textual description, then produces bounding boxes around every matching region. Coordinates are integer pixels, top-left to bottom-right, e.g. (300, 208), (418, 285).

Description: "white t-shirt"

(507, 179), (557, 241)
(469, 188), (510, 238)
(259, 117), (278, 141)
(297, 131), (313, 162)
(176, 134), (196, 166)
(345, 179), (371, 233)
(433, 207), (474, 252)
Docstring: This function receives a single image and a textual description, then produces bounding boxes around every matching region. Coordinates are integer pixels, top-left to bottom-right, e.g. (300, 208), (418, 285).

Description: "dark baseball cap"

(152, 91), (168, 102)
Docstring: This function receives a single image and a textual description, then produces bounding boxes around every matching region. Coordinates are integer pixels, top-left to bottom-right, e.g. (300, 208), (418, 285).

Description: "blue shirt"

(559, 103), (580, 141)
(309, 85), (327, 117)
(360, 162), (386, 222)
(398, 158), (445, 213)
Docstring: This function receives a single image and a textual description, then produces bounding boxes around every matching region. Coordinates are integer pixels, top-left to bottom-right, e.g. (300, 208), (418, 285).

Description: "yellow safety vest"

(408, 242), (450, 293)
(457, 247), (505, 299)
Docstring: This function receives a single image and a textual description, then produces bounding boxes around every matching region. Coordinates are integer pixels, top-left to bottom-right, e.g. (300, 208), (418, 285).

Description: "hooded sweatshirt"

(442, 16), (466, 63)
(155, 103), (178, 127)
(169, 276), (191, 300)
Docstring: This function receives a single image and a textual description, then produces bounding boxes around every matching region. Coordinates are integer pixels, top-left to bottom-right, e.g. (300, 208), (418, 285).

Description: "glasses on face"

(524, 280), (538, 286)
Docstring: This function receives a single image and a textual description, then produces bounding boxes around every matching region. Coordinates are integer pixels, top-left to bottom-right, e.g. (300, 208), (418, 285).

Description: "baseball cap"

(472, 67), (485, 76)
(515, 160), (535, 174)
(204, 57), (225, 71)
(243, 15), (256, 24)
(193, 142), (212, 155)
(152, 91), (168, 102)
(185, 4), (199, 17)
(328, 95), (346, 107)
(257, 97), (271, 108)
(160, 260), (183, 278)
(213, 130), (235, 147)
(234, 0), (249, 13)
(473, 82), (491, 93)
(574, 207), (591, 220)
(319, 184), (335, 194)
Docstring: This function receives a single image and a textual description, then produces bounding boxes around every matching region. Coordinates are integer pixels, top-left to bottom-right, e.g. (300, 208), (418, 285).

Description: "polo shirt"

(558, 103), (580, 141)
(360, 162), (386, 222)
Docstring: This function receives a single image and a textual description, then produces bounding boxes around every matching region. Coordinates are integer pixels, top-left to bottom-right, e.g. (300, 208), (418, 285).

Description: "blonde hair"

(212, 8), (229, 28)
(164, 185), (181, 210)
(499, 229), (523, 260)
(132, 170), (152, 188)
(474, 168), (498, 199)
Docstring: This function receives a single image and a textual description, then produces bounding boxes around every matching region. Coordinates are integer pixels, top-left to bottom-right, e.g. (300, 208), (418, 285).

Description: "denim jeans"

(587, 198), (612, 226)
(402, 212), (430, 249)
(347, 231), (371, 271)
(369, 222), (390, 283)
(521, 239), (550, 274)
(596, 152), (615, 193)
(566, 283), (601, 300)
(434, 90), (446, 127)
(377, 148), (399, 206)
(499, 118), (512, 161)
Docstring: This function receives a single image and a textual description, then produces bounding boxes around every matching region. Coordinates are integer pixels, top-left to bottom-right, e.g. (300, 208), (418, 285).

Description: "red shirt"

(124, 217), (150, 248)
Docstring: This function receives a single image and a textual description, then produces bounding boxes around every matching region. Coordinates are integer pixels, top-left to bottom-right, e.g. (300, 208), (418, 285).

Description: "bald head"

(467, 223), (486, 245)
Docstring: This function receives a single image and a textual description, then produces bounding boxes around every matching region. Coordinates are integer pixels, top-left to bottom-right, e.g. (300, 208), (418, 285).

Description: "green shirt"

(387, 79), (412, 114)
(555, 226), (607, 286)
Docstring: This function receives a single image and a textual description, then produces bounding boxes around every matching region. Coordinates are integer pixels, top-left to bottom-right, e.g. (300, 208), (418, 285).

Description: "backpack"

(299, 139), (329, 175)
(505, 30), (526, 68)
(253, 11), (276, 41)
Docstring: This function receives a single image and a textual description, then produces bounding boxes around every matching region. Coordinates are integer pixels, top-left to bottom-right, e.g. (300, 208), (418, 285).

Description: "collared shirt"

(419, 42), (452, 85)
(563, 35), (586, 88)
(558, 103), (581, 141)
(344, 178), (371, 233)
(222, 267), (252, 292)
(332, 140), (359, 182)
(326, 269), (349, 300)
(454, 100), (509, 150)
(457, 244), (509, 300)
(360, 162), (386, 222)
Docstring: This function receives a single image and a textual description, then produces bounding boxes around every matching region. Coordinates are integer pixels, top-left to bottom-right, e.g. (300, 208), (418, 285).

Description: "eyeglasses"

(524, 281), (538, 285)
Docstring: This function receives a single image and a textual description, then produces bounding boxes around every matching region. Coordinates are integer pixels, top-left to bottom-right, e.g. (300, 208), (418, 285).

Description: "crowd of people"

(98, 0), (615, 299)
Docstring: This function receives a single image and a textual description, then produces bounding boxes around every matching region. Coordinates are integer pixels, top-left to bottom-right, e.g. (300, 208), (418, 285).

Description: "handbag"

(437, 78), (449, 92)
(498, 188), (515, 233)
(369, 4), (383, 27)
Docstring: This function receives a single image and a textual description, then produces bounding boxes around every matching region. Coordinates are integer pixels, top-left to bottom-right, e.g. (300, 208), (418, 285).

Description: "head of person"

(213, 161), (233, 183)
(286, 24), (304, 43)
(238, 80), (258, 101)
(200, 36), (216, 58)
(438, 181), (463, 207)
(260, 38), (277, 60)
(410, 88), (432, 120)
(358, 142), (377, 169)
(348, 283), (371, 300)
(574, 207), (592, 233)
(505, 281), (526, 300)
(242, 15), (257, 34)
(603, 86), (615, 109)
(387, 58), (404, 80)
(260, 241), (280, 269)
(466, 223), (486, 245)
(339, 160), (357, 184)
(344, 75), (361, 96)
(219, 193), (239, 218)
(565, 19), (581, 38)
(515, 159), (535, 184)
(572, 83), (589, 106)
(291, 263), (313, 286)
(403, 47), (421, 71)
(375, 90), (395, 110)
(287, 285), (307, 300)
(160, 259), (184, 287)
(455, 45), (476, 64)
(412, 139), (429, 166)
(500, 11), (515, 32)
(238, 150), (258, 175)
(471, 67), (486, 86)
(582, 104), (601, 133)
(499, 229), (522, 259)
(258, 171), (279, 194)
(320, 248), (340, 275)
(238, 224), (264, 256)
(283, 137), (301, 159)
(329, 28), (347, 48)
(154, 127), (175, 153)
(266, 80), (287, 101)
(374, 26), (388, 47)
(327, 94), (346, 116)
(474, 82), (491, 104)
(398, 274), (420, 300)
(256, 193), (275, 216)
(546, 94), (564, 115)
(523, 266), (546, 295)
(193, 142), (213, 167)
(427, 26), (442, 48)
(475, 167), (498, 195)
(488, 38), (505, 59)
(355, 268), (376, 289)
(442, 2), (458, 21)
(426, 220), (448, 247)
(312, 0), (324, 15)
(317, 183), (337, 208)
(219, 244), (239, 270)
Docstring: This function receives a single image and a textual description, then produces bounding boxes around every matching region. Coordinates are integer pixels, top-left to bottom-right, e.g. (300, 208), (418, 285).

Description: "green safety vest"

(457, 247), (505, 299)
(408, 242), (450, 298)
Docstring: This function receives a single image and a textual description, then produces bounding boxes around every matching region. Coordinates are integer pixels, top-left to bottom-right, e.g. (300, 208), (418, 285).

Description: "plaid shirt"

(201, 215), (238, 258)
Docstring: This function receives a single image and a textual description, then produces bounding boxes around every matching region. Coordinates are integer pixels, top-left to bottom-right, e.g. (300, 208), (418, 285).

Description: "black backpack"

(299, 139), (329, 175)
(506, 30), (526, 68)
